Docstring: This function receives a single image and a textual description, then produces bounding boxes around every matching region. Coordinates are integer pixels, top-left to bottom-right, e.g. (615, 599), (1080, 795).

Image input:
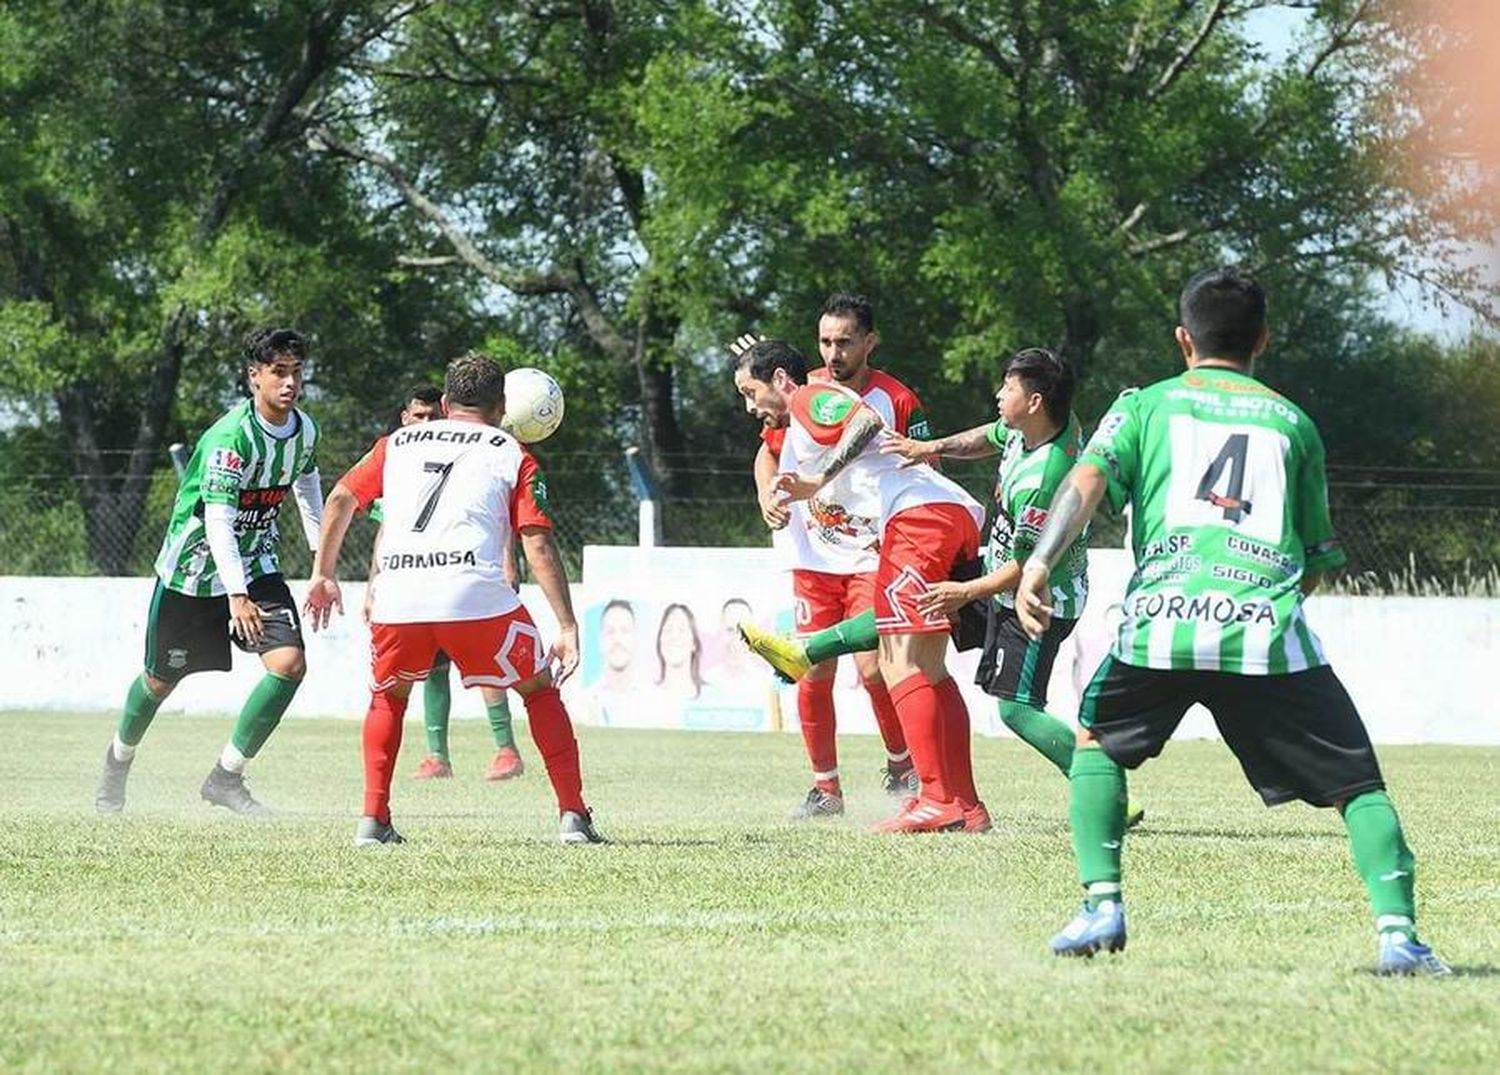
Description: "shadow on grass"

(1134, 826), (1345, 843)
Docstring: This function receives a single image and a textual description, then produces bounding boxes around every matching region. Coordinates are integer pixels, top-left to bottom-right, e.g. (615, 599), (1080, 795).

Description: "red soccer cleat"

(485, 745), (526, 781)
(962, 801), (993, 834)
(413, 756), (453, 780)
(872, 796), (967, 834)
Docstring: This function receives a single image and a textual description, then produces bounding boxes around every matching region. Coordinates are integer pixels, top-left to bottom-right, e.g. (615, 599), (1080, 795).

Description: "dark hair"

(1179, 266), (1268, 363)
(819, 292), (874, 333)
(444, 351), (506, 409)
(602, 598), (635, 622)
(1005, 347), (1075, 427)
(734, 338), (808, 386)
(243, 328), (308, 367)
(408, 385), (442, 406)
(655, 602), (703, 697)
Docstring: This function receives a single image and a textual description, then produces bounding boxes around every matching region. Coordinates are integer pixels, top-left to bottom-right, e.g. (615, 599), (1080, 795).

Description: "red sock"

(362, 691), (409, 824)
(887, 672), (952, 803)
(797, 678), (839, 787)
(862, 675), (908, 758)
(935, 676), (977, 808)
(523, 686), (586, 815)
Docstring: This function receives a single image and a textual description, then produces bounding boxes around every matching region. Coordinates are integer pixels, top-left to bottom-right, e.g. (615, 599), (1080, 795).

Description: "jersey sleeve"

(197, 427), (249, 507)
(1079, 390), (1142, 513)
(337, 436), (387, 511)
(1294, 422), (1346, 575)
(510, 451), (554, 530)
(788, 385), (870, 447)
(759, 424), (787, 456)
(297, 412), (320, 477)
(891, 385), (931, 440)
(984, 419), (1009, 451)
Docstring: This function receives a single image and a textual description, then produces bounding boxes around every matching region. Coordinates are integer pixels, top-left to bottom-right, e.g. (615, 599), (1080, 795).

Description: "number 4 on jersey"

(1196, 433), (1253, 522)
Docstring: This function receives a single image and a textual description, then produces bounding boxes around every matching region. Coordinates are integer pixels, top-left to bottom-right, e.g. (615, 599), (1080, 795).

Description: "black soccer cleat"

(559, 809), (609, 844)
(95, 746), (133, 814)
(200, 763), (271, 816)
(354, 816), (407, 847)
(789, 785), (845, 821)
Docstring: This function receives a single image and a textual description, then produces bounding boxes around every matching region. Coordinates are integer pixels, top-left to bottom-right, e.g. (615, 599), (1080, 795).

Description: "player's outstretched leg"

(96, 673), (171, 814)
(202, 667), (299, 816)
(1343, 791), (1451, 976)
(414, 658), (454, 780)
(483, 689), (525, 781)
(1050, 746), (1129, 956)
(356, 688), (409, 846)
(738, 622), (813, 683)
(998, 699), (1145, 829)
(519, 683), (606, 844)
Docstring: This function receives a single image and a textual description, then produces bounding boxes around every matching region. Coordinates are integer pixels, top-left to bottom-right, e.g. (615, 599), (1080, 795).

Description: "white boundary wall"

(2, 556), (1497, 745)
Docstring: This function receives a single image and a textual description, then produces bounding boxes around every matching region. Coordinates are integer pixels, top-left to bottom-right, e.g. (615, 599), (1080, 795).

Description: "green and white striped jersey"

(154, 400), (320, 596)
(1081, 368), (1346, 675)
(983, 413), (1089, 620)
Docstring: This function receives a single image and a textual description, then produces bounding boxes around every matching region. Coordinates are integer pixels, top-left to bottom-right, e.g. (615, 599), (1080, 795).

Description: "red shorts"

(875, 503), (981, 636)
(370, 607), (545, 692)
(792, 569), (877, 636)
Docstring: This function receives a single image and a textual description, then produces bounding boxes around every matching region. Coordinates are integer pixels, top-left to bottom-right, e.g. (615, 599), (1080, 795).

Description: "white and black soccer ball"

(500, 367), (565, 443)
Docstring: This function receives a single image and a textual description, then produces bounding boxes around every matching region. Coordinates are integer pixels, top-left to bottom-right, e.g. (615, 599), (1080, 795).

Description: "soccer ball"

(500, 367), (565, 443)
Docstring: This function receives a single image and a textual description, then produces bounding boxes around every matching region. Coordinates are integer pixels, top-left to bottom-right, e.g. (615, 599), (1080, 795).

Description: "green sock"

(804, 610), (878, 665)
(423, 671), (452, 761)
(117, 674), (165, 747)
(229, 673), (300, 759)
(1070, 747), (1128, 908)
(487, 694), (515, 749)
(1342, 790), (1418, 937)
(999, 700), (1075, 776)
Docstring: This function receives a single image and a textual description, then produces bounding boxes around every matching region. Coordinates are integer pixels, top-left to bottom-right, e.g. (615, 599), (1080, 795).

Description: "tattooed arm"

(774, 406), (885, 503)
(882, 421), (999, 464)
(1015, 464), (1108, 639)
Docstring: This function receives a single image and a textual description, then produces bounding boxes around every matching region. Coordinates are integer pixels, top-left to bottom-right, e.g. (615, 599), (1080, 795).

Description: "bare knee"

(142, 672), (176, 700)
(262, 647), (306, 681)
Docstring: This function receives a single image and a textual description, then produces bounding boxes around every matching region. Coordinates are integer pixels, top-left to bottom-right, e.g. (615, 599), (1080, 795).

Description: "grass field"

(2, 712), (1497, 1073)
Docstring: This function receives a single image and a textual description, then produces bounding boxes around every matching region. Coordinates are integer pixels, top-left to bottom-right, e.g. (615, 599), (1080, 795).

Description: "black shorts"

(432, 649), (452, 673)
(144, 574), (305, 683)
(974, 605), (1077, 708)
(1079, 656), (1385, 808)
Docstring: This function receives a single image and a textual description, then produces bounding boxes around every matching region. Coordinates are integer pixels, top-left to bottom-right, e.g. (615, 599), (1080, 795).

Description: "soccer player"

(744, 294), (931, 821)
(94, 328), (324, 815)
(366, 386), (525, 782)
(1016, 267), (1450, 975)
(304, 352), (603, 846)
(735, 339), (989, 833)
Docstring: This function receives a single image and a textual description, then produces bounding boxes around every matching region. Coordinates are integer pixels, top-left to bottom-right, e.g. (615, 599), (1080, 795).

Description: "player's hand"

(1015, 561), (1054, 640)
(727, 332), (765, 358)
(915, 580), (974, 618)
(302, 576), (344, 633)
(880, 433), (938, 467)
(360, 584), (374, 626)
(757, 484), (790, 530)
(228, 594), (266, 645)
(772, 471), (821, 504)
(547, 624), (581, 686)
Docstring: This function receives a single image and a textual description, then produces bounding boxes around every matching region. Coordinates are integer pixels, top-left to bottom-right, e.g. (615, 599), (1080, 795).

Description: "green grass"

(2, 713), (1497, 1073)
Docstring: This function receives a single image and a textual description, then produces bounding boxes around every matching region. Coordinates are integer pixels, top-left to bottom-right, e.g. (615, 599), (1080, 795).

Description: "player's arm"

(753, 441), (789, 529)
(883, 421), (1000, 465)
(519, 526), (580, 685)
(1295, 422), (1345, 597)
(1016, 465), (1108, 639)
(775, 404), (883, 503)
(915, 560), (1021, 617)
(196, 434), (262, 643)
(305, 439), (386, 630)
(291, 468), (325, 554)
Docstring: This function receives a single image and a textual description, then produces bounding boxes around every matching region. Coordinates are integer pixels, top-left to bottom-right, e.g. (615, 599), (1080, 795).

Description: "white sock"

(886, 749), (911, 764)
(219, 743), (248, 774)
(813, 768), (839, 784)
(112, 735), (136, 763)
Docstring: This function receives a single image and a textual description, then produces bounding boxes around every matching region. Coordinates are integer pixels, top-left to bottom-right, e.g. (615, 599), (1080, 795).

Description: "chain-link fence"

(1, 451), (1496, 594)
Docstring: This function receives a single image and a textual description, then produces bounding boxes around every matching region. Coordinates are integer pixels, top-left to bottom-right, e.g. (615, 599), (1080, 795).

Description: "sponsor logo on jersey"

(1093, 412), (1128, 441)
(808, 498), (878, 549)
(209, 448), (244, 472)
(530, 472), (552, 519)
(391, 427), (487, 447)
(1130, 591), (1277, 626)
(1140, 554), (1202, 582)
(166, 648), (188, 669)
(1225, 534), (1297, 574)
(1211, 564), (1279, 588)
(1018, 505), (1049, 530)
(906, 413), (931, 439)
(809, 391), (856, 426)
(380, 549), (480, 571)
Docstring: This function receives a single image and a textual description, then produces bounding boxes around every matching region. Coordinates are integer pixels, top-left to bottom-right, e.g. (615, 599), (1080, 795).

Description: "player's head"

(399, 385), (443, 427)
(444, 351), (506, 425)
(732, 338), (809, 428)
(600, 599), (636, 674)
(997, 347), (1074, 429)
(1177, 267), (1270, 366)
(817, 292), (878, 383)
(655, 602), (703, 693)
(243, 328), (307, 415)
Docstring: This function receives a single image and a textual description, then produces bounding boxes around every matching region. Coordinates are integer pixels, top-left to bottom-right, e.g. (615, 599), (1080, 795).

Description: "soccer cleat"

(413, 756), (453, 780)
(354, 816), (406, 846)
(485, 745), (526, 781)
(1125, 799), (1146, 831)
(94, 746), (133, 814)
(962, 801), (994, 834)
(881, 760), (920, 797)
(200, 764), (270, 816)
(1050, 900), (1127, 957)
(790, 786), (845, 821)
(738, 622), (813, 683)
(873, 796), (966, 834)
(559, 809), (609, 845)
(1376, 935), (1453, 977)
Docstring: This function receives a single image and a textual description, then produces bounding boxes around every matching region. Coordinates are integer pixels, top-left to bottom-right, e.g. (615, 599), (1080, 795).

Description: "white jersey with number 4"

(339, 418), (554, 625)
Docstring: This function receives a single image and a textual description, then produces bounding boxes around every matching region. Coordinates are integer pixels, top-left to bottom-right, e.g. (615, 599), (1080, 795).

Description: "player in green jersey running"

(95, 329), (325, 816)
(1017, 267), (1449, 975)
(366, 386), (525, 782)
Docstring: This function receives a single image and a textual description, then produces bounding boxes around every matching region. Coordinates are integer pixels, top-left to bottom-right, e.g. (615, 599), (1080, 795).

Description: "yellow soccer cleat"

(1125, 799), (1146, 831)
(738, 622), (813, 683)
